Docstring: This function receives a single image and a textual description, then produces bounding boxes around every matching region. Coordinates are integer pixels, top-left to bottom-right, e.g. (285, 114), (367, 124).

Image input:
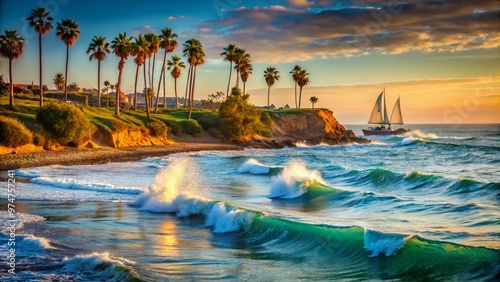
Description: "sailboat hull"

(362, 128), (411, 136)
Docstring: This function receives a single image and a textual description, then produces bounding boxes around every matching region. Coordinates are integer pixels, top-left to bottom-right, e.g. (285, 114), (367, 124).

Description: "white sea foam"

(61, 252), (137, 281)
(134, 158), (253, 233)
(17, 234), (53, 251)
(0, 211), (45, 233)
(400, 136), (425, 145)
(269, 160), (326, 199)
(363, 228), (412, 257)
(31, 177), (144, 195)
(238, 159), (271, 174)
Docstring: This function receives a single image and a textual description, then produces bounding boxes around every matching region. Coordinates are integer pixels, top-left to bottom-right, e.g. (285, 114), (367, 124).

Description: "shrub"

(163, 120), (182, 135)
(196, 113), (220, 130)
(0, 116), (33, 147)
(181, 119), (202, 135)
(218, 87), (261, 141)
(36, 103), (92, 145)
(147, 121), (170, 139)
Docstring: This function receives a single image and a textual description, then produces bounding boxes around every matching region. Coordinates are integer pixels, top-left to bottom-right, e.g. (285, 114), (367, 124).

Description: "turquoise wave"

(133, 193), (499, 280)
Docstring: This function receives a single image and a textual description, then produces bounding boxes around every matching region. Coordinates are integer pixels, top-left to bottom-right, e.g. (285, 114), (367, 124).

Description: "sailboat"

(362, 89), (411, 136)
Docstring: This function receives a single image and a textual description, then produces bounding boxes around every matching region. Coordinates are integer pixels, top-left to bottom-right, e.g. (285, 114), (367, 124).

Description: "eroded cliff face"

(252, 109), (368, 148)
(91, 128), (172, 148)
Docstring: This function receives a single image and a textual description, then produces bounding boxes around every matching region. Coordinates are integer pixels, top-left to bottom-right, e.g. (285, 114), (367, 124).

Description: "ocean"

(1, 124), (499, 281)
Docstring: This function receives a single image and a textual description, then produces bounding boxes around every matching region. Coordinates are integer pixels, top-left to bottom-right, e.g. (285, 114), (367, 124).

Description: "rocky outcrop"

(250, 109), (369, 148)
(91, 128), (172, 148)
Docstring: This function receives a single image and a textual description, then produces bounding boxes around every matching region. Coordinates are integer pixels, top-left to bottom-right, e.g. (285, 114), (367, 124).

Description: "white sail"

(368, 91), (389, 124)
(390, 97), (404, 125)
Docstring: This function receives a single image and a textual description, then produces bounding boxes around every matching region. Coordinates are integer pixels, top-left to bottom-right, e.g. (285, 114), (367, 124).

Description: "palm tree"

(290, 65), (302, 109)
(233, 48), (248, 89)
(53, 73), (65, 91)
(264, 67), (280, 109)
(0, 30), (24, 107)
(131, 35), (150, 115)
(238, 56), (252, 95)
(221, 44), (237, 98)
(87, 36), (110, 107)
(27, 7), (53, 107)
(144, 33), (160, 94)
(68, 82), (79, 91)
(111, 32), (132, 115)
(56, 18), (80, 102)
(297, 69), (310, 108)
(183, 38), (205, 119)
(167, 55), (185, 109)
(155, 28), (177, 112)
(104, 80), (111, 107)
(310, 96), (319, 109)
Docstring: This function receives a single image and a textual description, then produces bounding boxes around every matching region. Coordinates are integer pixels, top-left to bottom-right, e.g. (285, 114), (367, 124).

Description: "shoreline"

(0, 142), (243, 171)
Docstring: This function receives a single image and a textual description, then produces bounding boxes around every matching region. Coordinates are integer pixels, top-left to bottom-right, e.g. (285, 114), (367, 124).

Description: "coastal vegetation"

(0, 5), (331, 151)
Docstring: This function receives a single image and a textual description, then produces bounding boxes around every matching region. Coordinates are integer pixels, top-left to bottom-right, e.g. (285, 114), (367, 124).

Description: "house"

(14, 83), (48, 91)
(269, 104), (276, 110)
(284, 104), (290, 109)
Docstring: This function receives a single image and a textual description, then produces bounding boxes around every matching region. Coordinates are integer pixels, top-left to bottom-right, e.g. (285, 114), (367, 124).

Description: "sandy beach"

(0, 143), (243, 171)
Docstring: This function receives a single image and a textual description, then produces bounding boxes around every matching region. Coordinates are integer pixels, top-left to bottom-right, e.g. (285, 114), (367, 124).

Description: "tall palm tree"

(0, 30), (24, 107)
(183, 38), (205, 119)
(221, 44), (237, 98)
(56, 18), (80, 102)
(53, 73), (65, 91)
(264, 67), (280, 109)
(144, 33), (160, 94)
(297, 69), (310, 108)
(87, 36), (110, 107)
(310, 96), (319, 109)
(167, 55), (185, 109)
(233, 48), (247, 89)
(27, 7), (53, 107)
(103, 80), (111, 107)
(155, 28), (177, 112)
(111, 32), (133, 115)
(290, 65), (302, 109)
(131, 35), (150, 115)
(238, 57), (252, 95)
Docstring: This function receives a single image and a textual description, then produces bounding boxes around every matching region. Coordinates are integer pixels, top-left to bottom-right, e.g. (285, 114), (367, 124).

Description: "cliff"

(251, 109), (369, 148)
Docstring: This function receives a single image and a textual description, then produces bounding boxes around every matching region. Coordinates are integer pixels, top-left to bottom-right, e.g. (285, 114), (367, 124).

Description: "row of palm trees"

(2, 7), (314, 113)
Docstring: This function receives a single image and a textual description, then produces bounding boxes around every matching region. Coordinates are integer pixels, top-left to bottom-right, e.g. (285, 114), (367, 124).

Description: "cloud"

(131, 25), (155, 35)
(288, 0), (313, 7)
(168, 16), (175, 21)
(193, 0), (499, 63)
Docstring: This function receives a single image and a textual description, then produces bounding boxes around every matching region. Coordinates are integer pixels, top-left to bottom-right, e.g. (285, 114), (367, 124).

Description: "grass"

(0, 95), (216, 134)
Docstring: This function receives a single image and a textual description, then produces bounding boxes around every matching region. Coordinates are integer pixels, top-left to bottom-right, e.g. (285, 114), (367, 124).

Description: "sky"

(0, 0), (499, 124)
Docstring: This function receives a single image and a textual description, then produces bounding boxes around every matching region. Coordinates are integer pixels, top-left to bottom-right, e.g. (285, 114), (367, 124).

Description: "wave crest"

(269, 160), (326, 199)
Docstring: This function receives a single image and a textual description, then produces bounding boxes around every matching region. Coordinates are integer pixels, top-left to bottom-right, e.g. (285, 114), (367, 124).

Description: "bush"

(147, 121), (170, 139)
(0, 116), (33, 147)
(163, 120), (182, 135)
(196, 113), (220, 130)
(218, 87), (261, 141)
(181, 119), (202, 135)
(36, 103), (92, 145)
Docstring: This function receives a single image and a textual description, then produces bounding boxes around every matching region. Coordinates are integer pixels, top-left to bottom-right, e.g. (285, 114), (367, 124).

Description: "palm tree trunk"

(174, 78), (178, 109)
(147, 58), (151, 91)
(294, 82), (297, 108)
(299, 86), (303, 108)
(39, 33), (43, 107)
(226, 61), (232, 99)
(144, 63), (151, 120)
(107, 89), (109, 107)
(134, 64), (139, 111)
(312, 102), (315, 109)
(184, 65), (192, 107)
(188, 65), (197, 120)
(163, 67), (167, 109)
(9, 59), (13, 107)
(64, 44), (69, 101)
(116, 60), (124, 116)
(155, 50), (167, 113)
(243, 81), (246, 96)
(267, 86), (270, 109)
(97, 60), (101, 107)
